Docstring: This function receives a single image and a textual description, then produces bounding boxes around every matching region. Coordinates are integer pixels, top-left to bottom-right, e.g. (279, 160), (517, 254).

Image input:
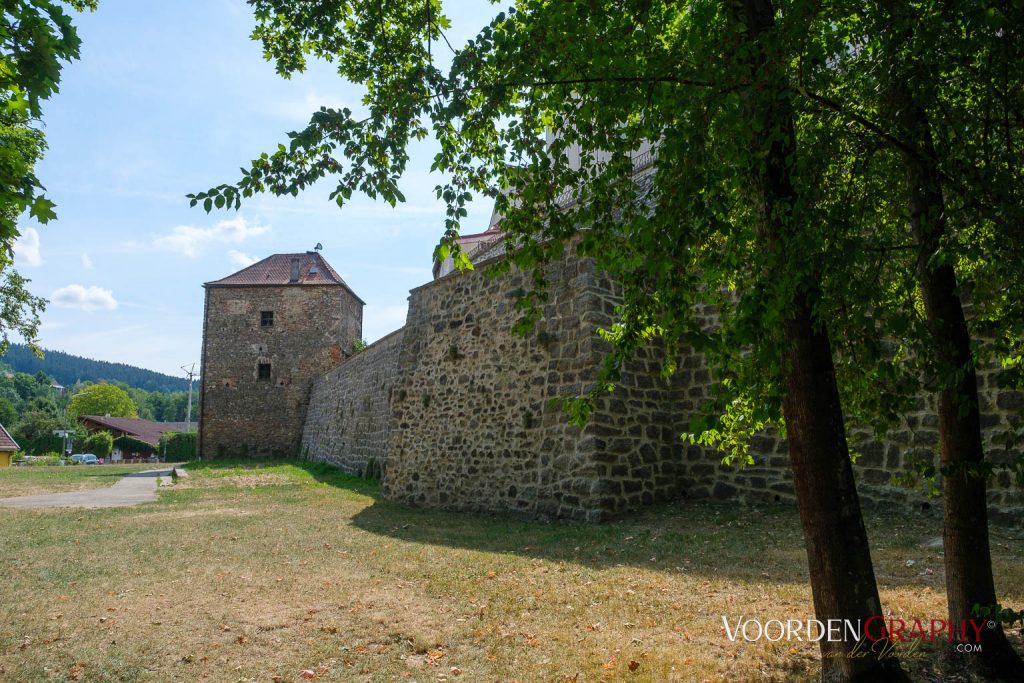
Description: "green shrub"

(84, 431), (114, 459)
(159, 431), (197, 460)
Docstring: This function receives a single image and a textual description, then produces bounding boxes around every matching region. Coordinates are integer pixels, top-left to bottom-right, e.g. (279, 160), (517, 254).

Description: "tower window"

(257, 363), (271, 380)
(260, 310), (274, 328)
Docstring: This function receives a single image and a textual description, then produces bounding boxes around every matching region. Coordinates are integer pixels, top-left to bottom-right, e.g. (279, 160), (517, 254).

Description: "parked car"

(70, 454), (99, 465)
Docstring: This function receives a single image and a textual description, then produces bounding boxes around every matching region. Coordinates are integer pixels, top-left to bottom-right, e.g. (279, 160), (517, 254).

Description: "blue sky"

(11, 0), (497, 377)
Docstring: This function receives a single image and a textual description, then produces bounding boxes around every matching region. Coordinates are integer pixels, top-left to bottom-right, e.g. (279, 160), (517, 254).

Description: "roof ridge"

(0, 421), (19, 450)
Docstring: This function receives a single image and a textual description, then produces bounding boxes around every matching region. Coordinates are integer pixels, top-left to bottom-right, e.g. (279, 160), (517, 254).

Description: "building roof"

(0, 423), (19, 451)
(204, 252), (365, 303)
(432, 225), (504, 279)
(80, 415), (191, 448)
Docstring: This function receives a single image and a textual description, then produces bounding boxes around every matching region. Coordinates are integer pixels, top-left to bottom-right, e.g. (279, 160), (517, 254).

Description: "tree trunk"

(733, 1), (906, 680)
(891, 79), (1024, 680)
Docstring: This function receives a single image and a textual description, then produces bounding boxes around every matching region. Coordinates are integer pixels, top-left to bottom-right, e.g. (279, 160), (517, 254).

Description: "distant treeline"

(1, 344), (188, 393)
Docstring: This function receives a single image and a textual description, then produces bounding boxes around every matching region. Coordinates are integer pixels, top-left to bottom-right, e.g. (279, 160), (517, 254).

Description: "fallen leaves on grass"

(68, 662), (86, 681)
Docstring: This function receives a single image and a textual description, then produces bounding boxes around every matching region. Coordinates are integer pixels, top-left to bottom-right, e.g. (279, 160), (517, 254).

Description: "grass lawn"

(0, 460), (1021, 682)
(0, 464), (164, 499)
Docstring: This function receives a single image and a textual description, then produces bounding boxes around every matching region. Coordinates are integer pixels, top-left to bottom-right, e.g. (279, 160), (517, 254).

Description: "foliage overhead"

(193, 0), (1022, 456)
(0, 1), (96, 352)
(0, 0), (96, 237)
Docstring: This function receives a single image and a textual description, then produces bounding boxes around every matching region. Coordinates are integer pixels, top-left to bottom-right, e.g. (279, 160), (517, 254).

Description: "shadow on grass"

(352, 494), (811, 578)
(183, 457), (807, 576)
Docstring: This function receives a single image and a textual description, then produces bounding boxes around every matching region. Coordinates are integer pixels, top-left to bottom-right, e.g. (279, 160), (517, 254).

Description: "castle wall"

(674, 363), (1024, 522)
(576, 278), (698, 512)
(295, 252), (1022, 523)
(300, 328), (404, 476)
(380, 252), (690, 521)
(382, 253), (603, 520)
(199, 284), (362, 458)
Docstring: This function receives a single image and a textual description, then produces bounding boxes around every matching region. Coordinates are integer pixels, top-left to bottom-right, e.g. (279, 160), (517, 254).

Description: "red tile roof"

(204, 252), (364, 302)
(81, 416), (191, 447)
(0, 423), (19, 451)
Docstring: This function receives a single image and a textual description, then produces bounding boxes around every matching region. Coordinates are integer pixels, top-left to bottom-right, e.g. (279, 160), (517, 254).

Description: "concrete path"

(0, 469), (174, 509)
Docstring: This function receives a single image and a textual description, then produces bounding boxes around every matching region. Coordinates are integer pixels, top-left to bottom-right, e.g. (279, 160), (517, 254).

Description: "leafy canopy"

(193, 0), (1023, 456)
(69, 383), (138, 419)
(0, 1), (96, 352)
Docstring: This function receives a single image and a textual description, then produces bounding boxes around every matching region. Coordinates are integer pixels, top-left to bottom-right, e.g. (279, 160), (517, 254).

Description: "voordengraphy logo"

(722, 616), (990, 647)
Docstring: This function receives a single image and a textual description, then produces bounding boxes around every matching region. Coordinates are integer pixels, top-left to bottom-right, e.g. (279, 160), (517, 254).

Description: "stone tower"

(198, 251), (364, 458)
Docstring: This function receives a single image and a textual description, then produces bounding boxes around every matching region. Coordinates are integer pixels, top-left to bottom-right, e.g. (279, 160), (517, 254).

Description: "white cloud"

(81, 252), (94, 269)
(51, 284), (118, 312)
(154, 216), (271, 258)
(14, 228), (42, 266)
(228, 250), (257, 268)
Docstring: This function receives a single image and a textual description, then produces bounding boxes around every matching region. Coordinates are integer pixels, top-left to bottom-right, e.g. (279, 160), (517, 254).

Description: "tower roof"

(204, 252), (364, 303)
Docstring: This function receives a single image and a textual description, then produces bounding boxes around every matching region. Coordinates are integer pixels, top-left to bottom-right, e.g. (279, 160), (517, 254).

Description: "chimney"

(289, 257), (300, 283)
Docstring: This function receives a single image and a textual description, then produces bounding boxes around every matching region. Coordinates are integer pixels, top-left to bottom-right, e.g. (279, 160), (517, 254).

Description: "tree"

(0, 395), (15, 425)
(0, 1), (96, 352)
(12, 404), (73, 453)
(790, 4), (1024, 677)
(193, 0), (1024, 675)
(69, 383), (137, 418)
(192, 1), (924, 678)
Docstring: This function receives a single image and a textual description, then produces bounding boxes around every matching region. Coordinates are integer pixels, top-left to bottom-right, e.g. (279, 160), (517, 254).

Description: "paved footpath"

(0, 469), (174, 509)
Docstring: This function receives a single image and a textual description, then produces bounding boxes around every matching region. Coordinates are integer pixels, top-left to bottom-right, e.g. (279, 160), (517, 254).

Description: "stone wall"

(300, 329), (404, 476)
(199, 284), (362, 458)
(296, 250), (1022, 523)
(381, 251), (689, 521)
(674, 360), (1024, 522)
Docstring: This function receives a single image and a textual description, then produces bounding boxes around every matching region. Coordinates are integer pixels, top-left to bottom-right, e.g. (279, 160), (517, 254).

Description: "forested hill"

(0, 344), (188, 393)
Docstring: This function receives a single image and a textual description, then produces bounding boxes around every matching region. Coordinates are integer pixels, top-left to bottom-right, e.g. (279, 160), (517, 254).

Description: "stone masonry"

(199, 252), (364, 458)
(380, 250), (691, 521)
(300, 328), (404, 477)
(298, 249), (1022, 523)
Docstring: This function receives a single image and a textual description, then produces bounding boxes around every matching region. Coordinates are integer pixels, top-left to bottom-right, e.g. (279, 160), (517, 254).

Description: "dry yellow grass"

(0, 464), (158, 498)
(0, 460), (1020, 682)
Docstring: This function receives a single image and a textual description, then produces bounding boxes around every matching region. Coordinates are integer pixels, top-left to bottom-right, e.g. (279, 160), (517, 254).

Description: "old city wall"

(298, 253), (1022, 522)
(674, 358), (1024, 522)
(301, 328), (404, 477)
(200, 285), (361, 458)
(382, 252), (630, 521)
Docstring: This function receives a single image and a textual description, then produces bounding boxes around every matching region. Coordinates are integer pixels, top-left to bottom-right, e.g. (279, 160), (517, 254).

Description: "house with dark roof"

(199, 250), (364, 457)
(0, 423), (19, 467)
(80, 415), (190, 461)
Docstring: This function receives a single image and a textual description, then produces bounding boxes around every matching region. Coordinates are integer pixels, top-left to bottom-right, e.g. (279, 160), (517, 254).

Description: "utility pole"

(181, 363), (197, 432)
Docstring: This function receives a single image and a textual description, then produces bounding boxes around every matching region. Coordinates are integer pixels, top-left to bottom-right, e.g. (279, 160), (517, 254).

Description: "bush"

(24, 433), (64, 456)
(84, 431), (114, 459)
(159, 431), (196, 460)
